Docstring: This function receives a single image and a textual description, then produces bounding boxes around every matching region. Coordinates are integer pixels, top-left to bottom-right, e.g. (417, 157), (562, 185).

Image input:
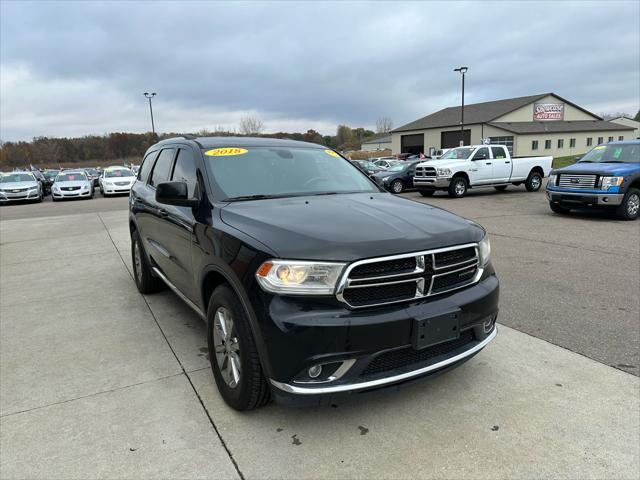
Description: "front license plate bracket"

(412, 309), (461, 350)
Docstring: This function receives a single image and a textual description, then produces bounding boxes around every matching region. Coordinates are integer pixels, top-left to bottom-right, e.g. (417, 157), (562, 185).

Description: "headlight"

(600, 176), (623, 190)
(436, 168), (452, 176)
(382, 176), (390, 182)
(547, 173), (557, 186)
(28, 186), (38, 191)
(478, 235), (491, 266)
(256, 260), (346, 295)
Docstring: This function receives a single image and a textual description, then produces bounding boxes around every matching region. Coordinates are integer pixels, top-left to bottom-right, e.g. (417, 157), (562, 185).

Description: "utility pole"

(143, 92), (157, 134)
(453, 67), (468, 146)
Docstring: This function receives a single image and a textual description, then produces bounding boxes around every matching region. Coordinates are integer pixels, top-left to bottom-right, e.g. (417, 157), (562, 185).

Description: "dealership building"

(391, 93), (636, 157)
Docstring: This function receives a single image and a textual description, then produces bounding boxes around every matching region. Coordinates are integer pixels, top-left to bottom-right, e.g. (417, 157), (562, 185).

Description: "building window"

(532, 140), (538, 150)
(608, 136), (614, 143)
(569, 138), (576, 148)
(488, 136), (514, 154)
(618, 136), (624, 141)
(544, 140), (551, 149)
(587, 137), (593, 146)
(598, 137), (603, 144)
(557, 139), (564, 149)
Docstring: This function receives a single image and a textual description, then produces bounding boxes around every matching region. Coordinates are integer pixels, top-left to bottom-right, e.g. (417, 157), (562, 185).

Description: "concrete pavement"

(1, 193), (639, 479)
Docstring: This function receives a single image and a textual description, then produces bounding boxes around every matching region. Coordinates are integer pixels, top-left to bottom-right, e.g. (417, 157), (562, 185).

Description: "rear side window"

(491, 146), (507, 159)
(171, 148), (198, 197)
(149, 149), (175, 187)
(139, 151), (158, 183)
(472, 147), (489, 160)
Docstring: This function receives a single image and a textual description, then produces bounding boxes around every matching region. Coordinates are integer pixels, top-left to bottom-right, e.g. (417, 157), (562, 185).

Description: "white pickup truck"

(413, 145), (553, 198)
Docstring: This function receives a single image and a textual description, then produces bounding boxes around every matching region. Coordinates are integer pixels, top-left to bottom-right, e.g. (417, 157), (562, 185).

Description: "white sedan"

(99, 167), (136, 196)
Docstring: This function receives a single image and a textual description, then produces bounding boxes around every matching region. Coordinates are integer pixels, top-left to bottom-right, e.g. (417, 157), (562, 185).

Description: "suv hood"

(56, 180), (90, 188)
(220, 192), (483, 261)
(555, 162), (640, 176)
(418, 159), (468, 169)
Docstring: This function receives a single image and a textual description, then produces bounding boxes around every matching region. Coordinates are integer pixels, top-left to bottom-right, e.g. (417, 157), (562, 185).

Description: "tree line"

(0, 117), (394, 168)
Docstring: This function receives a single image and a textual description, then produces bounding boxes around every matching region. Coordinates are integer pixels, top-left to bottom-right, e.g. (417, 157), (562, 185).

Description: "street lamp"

(143, 92), (157, 134)
(453, 67), (468, 146)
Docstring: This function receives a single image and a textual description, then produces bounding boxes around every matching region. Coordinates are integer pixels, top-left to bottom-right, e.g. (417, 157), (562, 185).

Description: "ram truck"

(546, 140), (640, 220)
(413, 145), (552, 198)
(129, 136), (499, 410)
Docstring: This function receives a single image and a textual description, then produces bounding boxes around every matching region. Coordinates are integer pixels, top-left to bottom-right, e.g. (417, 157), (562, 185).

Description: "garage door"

(441, 129), (471, 148)
(401, 134), (424, 155)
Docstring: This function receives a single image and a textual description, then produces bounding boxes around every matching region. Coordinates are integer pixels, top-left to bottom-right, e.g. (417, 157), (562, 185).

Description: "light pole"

(453, 67), (468, 146)
(143, 92), (156, 134)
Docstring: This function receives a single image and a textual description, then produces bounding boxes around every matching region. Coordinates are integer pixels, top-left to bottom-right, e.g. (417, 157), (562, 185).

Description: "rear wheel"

(494, 185), (508, 191)
(131, 229), (164, 294)
(207, 285), (270, 410)
(448, 176), (468, 198)
(616, 188), (640, 220)
(525, 171), (543, 191)
(549, 202), (570, 215)
(418, 190), (435, 197)
(391, 179), (404, 194)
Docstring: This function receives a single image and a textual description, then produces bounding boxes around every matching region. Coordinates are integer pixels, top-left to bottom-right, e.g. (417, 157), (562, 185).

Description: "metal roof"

(488, 120), (635, 134)
(159, 136), (325, 149)
(392, 93), (602, 132)
(362, 134), (392, 144)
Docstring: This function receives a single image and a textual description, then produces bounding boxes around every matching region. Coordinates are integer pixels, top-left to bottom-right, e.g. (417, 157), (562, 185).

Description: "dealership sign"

(533, 103), (564, 121)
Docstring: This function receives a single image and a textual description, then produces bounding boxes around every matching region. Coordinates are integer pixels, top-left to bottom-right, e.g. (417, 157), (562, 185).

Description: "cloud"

(1, 0), (639, 141)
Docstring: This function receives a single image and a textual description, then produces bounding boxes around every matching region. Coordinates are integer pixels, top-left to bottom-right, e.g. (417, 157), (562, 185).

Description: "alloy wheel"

(455, 180), (466, 196)
(133, 241), (143, 285)
(392, 180), (403, 193)
(628, 193), (640, 216)
(531, 175), (541, 190)
(213, 306), (241, 388)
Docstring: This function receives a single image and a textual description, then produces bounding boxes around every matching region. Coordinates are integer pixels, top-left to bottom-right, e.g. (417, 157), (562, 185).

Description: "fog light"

(308, 365), (322, 379)
(483, 317), (495, 333)
(602, 197), (608, 203)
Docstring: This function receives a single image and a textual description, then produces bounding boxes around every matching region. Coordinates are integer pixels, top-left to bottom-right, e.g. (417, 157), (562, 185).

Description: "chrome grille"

(61, 186), (81, 191)
(414, 166), (436, 178)
(558, 174), (597, 189)
(336, 244), (481, 308)
(115, 181), (130, 186)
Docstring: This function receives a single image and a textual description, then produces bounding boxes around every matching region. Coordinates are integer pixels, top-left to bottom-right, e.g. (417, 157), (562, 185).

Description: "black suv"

(129, 137), (499, 410)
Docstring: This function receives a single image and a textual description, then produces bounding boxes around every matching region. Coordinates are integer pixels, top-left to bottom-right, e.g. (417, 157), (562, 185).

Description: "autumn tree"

(376, 117), (393, 134)
(239, 116), (265, 135)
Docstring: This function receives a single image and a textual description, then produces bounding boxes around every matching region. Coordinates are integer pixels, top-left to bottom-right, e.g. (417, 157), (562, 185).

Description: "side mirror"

(156, 181), (199, 207)
(575, 156), (582, 161)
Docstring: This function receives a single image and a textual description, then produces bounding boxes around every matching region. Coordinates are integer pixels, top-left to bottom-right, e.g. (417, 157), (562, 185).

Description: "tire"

(525, 171), (543, 192)
(494, 185), (508, 191)
(549, 202), (570, 215)
(418, 190), (435, 197)
(616, 188), (640, 221)
(131, 229), (164, 294)
(207, 285), (270, 411)
(448, 176), (468, 198)
(390, 179), (404, 194)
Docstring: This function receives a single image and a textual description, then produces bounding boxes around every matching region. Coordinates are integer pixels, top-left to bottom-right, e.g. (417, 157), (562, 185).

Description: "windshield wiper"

(224, 194), (290, 202)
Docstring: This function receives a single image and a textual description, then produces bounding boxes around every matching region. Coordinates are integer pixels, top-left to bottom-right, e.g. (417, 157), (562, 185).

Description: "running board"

(152, 267), (206, 319)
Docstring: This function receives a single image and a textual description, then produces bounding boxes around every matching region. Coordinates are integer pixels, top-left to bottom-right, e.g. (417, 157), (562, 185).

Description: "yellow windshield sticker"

(205, 148), (248, 157)
(324, 149), (340, 158)
(594, 146), (606, 150)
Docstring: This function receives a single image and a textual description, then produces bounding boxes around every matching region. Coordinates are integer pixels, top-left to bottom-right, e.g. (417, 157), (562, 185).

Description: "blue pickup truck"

(546, 140), (640, 220)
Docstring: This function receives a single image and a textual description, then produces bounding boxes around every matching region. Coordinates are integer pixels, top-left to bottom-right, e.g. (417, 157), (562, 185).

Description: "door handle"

(158, 208), (169, 217)
(505, 161), (511, 164)
(485, 162), (492, 165)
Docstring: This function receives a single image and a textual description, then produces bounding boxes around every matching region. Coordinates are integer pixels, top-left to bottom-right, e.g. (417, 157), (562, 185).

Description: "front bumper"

(0, 190), (40, 202)
(103, 185), (132, 194)
(52, 189), (92, 199)
(413, 177), (451, 188)
(249, 268), (499, 404)
(546, 189), (623, 206)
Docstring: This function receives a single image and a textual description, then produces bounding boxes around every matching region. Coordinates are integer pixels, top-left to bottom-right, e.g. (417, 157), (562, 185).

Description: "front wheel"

(525, 171), (543, 191)
(448, 176), (468, 198)
(616, 188), (640, 220)
(549, 202), (570, 215)
(390, 179), (404, 194)
(207, 285), (270, 411)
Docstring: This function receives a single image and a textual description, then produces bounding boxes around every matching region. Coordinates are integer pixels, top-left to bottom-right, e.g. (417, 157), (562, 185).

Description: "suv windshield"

(440, 147), (475, 160)
(387, 163), (408, 172)
(203, 147), (376, 200)
(104, 169), (134, 178)
(579, 144), (640, 164)
(1, 173), (35, 183)
(57, 172), (87, 181)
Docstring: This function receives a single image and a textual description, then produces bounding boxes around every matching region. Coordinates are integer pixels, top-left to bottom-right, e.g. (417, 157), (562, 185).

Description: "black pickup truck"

(129, 137), (499, 410)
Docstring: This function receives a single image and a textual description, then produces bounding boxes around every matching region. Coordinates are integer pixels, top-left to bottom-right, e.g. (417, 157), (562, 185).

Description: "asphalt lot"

(1, 186), (639, 479)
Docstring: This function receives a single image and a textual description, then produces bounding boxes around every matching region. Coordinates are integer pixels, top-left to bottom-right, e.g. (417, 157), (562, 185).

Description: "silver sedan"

(0, 172), (43, 203)
(51, 171), (94, 201)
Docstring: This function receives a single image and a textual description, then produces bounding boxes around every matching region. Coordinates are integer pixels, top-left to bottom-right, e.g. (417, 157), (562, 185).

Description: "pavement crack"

(97, 212), (246, 480)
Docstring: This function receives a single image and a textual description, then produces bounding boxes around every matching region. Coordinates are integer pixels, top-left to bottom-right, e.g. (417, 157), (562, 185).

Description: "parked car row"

(0, 165), (138, 204)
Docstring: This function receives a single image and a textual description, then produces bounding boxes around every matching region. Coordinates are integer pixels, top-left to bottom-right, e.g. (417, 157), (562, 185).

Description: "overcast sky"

(1, 0), (639, 141)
